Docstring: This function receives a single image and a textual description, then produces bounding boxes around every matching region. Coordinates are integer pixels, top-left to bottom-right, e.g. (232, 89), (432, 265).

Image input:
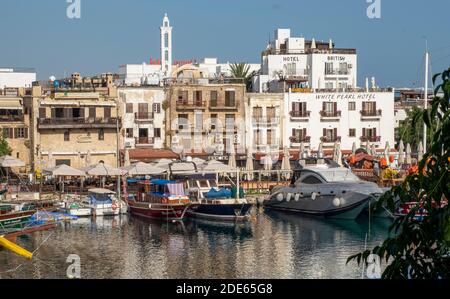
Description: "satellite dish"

(49, 76), (56, 82)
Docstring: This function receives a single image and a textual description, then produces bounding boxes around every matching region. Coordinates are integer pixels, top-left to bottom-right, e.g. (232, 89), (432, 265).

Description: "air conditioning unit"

(234, 134), (241, 144)
(215, 144), (224, 152)
(125, 142), (132, 148)
(348, 64), (353, 69)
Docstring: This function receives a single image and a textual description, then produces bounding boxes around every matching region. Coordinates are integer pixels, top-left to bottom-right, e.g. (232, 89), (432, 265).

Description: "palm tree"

(397, 106), (436, 149)
(229, 63), (256, 91)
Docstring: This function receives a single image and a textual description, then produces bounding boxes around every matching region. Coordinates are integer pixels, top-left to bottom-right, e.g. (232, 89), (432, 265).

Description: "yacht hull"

(187, 203), (252, 221)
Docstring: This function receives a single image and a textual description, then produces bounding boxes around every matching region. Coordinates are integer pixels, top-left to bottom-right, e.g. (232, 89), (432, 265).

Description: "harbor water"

(0, 208), (391, 279)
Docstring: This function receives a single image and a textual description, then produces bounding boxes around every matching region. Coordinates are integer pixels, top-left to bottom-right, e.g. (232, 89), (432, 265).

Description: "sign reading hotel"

(315, 93), (378, 100)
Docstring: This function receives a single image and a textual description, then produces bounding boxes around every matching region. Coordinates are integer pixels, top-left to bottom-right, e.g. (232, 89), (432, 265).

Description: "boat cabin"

(136, 179), (189, 204)
(86, 188), (116, 205)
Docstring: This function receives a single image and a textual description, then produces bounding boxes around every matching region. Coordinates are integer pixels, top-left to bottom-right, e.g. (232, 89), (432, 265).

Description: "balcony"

(360, 109), (382, 119)
(289, 136), (311, 143)
(209, 103), (238, 111)
(134, 112), (154, 122)
(253, 117), (280, 127)
(135, 137), (155, 147)
(38, 117), (120, 129)
(320, 110), (341, 120)
(320, 136), (341, 143)
(360, 136), (381, 142)
(176, 100), (206, 110)
(324, 69), (350, 76)
(290, 110), (311, 121)
(0, 115), (24, 122)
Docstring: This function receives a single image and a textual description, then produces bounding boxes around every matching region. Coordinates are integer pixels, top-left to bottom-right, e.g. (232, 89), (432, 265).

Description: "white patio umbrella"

(152, 158), (174, 170)
(124, 148), (131, 167)
(417, 142), (424, 161)
(281, 146), (291, 179)
(352, 142), (357, 155)
(406, 143), (412, 164)
(84, 162), (127, 176)
(48, 151), (55, 168)
(44, 164), (86, 177)
(370, 144), (377, 157)
(122, 162), (165, 176)
(228, 151), (237, 169)
(335, 143), (343, 166)
(365, 140), (370, 152)
(85, 150), (92, 167)
(262, 147), (273, 176)
(245, 148), (254, 181)
(332, 142), (339, 163)
(398, 140), (405, 165)
(384, 141), (390, 165)
(299, 142), (306, 161)
(199, 160), (237, 173)
(0, 155), (25, 168)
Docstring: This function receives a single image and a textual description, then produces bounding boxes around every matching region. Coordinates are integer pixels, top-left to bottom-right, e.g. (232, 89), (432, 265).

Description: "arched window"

(164, 33), (169, 48)
(165, 50), (169, 61)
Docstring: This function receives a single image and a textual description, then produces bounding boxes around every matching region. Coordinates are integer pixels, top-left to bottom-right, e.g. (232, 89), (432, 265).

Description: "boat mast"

(423, 42), (429, 153)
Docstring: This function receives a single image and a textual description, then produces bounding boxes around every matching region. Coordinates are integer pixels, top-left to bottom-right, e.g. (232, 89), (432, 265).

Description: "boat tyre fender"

(112, 203), (118, 211)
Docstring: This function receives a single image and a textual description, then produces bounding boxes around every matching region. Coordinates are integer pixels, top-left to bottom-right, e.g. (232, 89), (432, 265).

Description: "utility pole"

(423, 42), (429, 153)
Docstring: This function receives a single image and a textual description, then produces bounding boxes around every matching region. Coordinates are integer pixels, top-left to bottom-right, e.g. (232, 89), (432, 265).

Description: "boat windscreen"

(321, 169), (360, 182)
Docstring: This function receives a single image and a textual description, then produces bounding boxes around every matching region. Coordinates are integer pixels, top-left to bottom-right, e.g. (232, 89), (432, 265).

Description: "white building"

(245, 93), (284, 153)
(196, 58), (260, 78)
(250, 28), (394, 152)
(118, 86), (165, 149)
(284, 89), (395, 151)
(0, 68), (36, 88)
(254, 29), (357, 93)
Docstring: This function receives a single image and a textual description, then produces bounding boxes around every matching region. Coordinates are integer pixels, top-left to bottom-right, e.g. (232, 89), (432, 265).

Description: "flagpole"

(423, 42), (429, 152)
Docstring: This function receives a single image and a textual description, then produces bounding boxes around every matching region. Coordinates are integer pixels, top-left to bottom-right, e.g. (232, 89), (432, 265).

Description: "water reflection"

(0, 210), (391, 279)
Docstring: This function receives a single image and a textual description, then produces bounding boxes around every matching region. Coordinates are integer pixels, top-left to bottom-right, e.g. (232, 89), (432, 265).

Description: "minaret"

(160, 13), (172, 77)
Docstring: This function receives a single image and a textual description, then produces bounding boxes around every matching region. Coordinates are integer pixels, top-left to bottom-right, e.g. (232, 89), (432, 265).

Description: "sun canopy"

(198, 159), (238, 173)
(88, 188), (116, 194)
(122, 162), (165, 176)
(84, 163), (127, 176)
(0, 155), (25, 167)
(44, 164), (86, 177)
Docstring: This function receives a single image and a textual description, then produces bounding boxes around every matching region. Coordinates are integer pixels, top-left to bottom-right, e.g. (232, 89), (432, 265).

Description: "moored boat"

(83, 188), (124, 216)
(264, 162), (383, 220)
(128, 179), (190, 221)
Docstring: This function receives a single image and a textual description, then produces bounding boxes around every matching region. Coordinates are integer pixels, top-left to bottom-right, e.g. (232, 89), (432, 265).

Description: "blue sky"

(1, 0), (449, 87)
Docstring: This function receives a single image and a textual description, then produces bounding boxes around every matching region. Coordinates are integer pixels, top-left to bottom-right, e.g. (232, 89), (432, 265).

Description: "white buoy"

(286, 193), (292, 202)
(311, 192), (317, 200)
(276, 193), (284, 201)
(294, 194), (300, 201)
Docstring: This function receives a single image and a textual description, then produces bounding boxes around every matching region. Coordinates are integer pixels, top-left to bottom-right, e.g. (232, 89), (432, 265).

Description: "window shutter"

(323, 128), (326, 137)
(373, 128), (377, 137)
(322, 102), (326, 111)
(39, 108), (46, 119)
(333, 128), (337, 137)
(334, 102), (337, 111)
(362, 128), (366, 136)
(303, 128), (307, 137)
(51, 108), (56, 118)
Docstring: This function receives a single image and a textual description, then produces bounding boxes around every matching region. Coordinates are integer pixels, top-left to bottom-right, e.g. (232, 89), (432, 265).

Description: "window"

(348, 102), (356, 111)
(177, 90), (188, 104)
(362, 102), (377, 114)
(39, 108), (46, 119)
(89, 107), (96, 119)
(349, 128), (356, 137)
(165, 50), (169, 61)
(99, 129), (104, 141)
(285, 63), (296, 76)
(210, 114), (218, 130)
(195, 113), (203, 130)
(54, 108), (65, 118)
(126, 103), (133, 113)
(64, 130), (70, 141)
(138, 103), (149, 119)
(14, 128), (28, 139)
(3, 128), (13, 139)
(302, 175), (322, 184)
(339, 62), (348, 75)
(225, 90), (235, 107)
(325, 62), (334, 75)
(325, 82), (334, 89)
(56, 159), (71, 166)
(16, 152), (19, 159)
(225, 114), (235, 128)
(210, 91), (218, 107)
(126, 128), (133, 138)
(104, 107), (111, 119)
(267, 107), (276, 121)
(292, 102), (307, 116)
(153, 103), (161, 114)
(178, 114), (188, 130)
(194, 91), (202, 106)
(164, 33), (169, 48)
(154, 128), (161, 138)
(323, 128), (338, 141)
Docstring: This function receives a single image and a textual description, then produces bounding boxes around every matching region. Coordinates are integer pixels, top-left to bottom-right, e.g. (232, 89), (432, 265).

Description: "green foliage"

(397, 106), (437, 148)
(0, 132), (12, 156)
(347, 68), (450, 279)
(229, 63), (256, 91)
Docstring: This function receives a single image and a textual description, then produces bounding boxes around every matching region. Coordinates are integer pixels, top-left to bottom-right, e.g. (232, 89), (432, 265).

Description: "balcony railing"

(134, 112), (154, 121)
(135, 137), (155, 145)
(38, 117), (120, 129)
(176, 100), (206, 109)
(290, 136), (311, 143)
(360, 136), (381, 142)
(0, 115), (24, 122)
(325, 69), (350, 76)
(253, 117), (280, 125)
(209, 102), (238, 110)
(290, 111), (311, 118)
(320, 136), (341, 143)
(360, 109), (382, 117)
(320, 110), (341, 118)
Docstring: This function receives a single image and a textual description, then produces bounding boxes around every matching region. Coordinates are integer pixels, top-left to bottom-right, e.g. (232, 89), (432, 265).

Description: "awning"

(0, 98), (23, 110)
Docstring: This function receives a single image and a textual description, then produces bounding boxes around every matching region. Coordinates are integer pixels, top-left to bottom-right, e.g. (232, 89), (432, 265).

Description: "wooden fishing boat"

(128, 179), (190, 221)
